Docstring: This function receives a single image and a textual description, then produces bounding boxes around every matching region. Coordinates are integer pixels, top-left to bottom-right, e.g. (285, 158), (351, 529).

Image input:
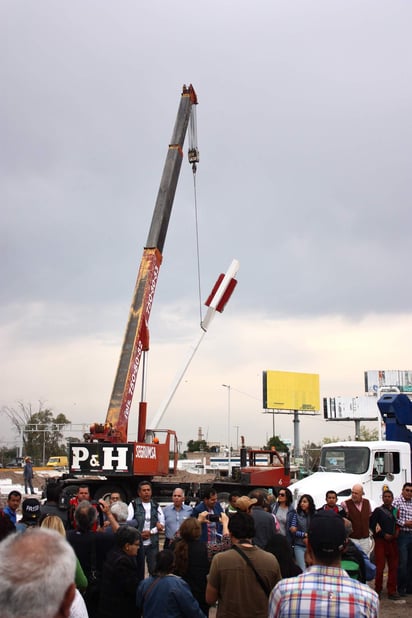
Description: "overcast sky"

(1, 1), (411, 452)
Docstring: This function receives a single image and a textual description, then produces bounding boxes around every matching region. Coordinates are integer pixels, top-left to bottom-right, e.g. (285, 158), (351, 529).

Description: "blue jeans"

(144, 542), (159, 576)
(294, 544), (307, 571)
(397, 532), (412, 592)
(24, 478), (34, 494)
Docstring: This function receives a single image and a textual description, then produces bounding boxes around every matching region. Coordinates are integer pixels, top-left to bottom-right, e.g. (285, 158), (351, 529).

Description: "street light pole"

(234, 425), (239, 452)
(222, 384), (231, 473)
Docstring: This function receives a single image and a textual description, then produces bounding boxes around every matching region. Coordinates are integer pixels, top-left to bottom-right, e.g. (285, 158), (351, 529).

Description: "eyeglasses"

(278, 493), (286, 497)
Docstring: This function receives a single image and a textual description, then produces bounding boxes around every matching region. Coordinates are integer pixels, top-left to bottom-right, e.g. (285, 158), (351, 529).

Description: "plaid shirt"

(268, 564), (379, 618)
(392, 494), (412, 531)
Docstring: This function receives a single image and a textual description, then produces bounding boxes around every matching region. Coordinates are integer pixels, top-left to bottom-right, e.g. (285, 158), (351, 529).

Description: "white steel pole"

(222, 384), (231, 473)
(150, 259), (239, 430)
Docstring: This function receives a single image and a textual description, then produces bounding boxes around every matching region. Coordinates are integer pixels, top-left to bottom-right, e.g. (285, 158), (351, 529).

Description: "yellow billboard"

(263, 370), (320, 412)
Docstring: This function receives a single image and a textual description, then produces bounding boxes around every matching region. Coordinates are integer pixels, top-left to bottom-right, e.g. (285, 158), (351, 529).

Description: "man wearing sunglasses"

(393, 482), (412, 596)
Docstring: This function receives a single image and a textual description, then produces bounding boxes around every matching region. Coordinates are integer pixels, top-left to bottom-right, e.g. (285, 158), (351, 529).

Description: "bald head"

(351, 484), (364, 504)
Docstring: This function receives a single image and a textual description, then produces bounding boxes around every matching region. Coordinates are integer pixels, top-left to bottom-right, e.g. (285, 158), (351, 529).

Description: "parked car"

(5, 458), (24, 468)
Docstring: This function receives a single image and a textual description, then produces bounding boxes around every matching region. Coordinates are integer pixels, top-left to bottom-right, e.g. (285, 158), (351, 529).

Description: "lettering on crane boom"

(70, 444), (134, 474)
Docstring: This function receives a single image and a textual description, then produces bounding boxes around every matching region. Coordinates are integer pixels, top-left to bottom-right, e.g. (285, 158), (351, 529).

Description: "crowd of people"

(0, 477), (411, 617)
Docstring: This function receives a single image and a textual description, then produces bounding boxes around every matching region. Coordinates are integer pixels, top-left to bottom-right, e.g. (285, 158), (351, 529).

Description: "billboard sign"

(364, 370), (412, 395)
(263, 370), (320, 412)
(323, 396), (379, 420)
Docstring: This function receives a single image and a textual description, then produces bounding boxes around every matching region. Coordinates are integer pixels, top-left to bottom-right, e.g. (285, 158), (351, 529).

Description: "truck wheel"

(93, 485), (126, 503)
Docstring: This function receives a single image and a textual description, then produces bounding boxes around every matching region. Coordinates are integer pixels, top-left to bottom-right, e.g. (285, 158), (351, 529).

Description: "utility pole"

(222, 384), (231, 472)
(234, 425), (239, 451)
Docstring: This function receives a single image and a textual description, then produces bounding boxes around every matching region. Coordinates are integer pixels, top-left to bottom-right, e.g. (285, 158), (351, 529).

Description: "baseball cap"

(236, 496), (258, 512)
(22, 498), (41, 522)
(308, 511), (346, 553)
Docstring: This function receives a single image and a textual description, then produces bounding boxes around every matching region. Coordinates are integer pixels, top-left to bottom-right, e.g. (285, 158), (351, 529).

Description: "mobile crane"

(55, 85), (288, 504)
(66, 85), (199, 494)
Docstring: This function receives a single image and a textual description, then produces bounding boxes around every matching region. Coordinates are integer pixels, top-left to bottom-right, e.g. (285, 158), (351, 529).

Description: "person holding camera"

(192, 487), (223, 543)
(197, 510), (231, 560)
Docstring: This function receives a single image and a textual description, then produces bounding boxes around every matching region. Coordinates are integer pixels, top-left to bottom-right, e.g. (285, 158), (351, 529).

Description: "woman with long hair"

(173, 518), (210, 614)
(98, 525), (142, 618)
(40, 514), (88, 618)
(289, 493), (316, 571)
(272, 487), (296, 547)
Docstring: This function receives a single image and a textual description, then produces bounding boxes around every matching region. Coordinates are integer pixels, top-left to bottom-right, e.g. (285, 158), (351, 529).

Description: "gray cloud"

(1, 2), (412, 444)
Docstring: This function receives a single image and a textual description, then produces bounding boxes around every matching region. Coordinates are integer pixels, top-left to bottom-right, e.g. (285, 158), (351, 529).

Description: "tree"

(322, 435), (345, 444)
(358, 425), (379, 441)
(265, 435), (290, 452)
(186, 439), (209, 452)
(25, 410), (70, 463)
(1, 401), (70, 463)
(2, 401), (39, 446)
(0, 446), (17, 465)
(321, 425), (379, 442)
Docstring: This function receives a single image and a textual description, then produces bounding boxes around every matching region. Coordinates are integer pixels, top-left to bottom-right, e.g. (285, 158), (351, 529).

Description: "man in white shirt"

(128, 480), (165, 575)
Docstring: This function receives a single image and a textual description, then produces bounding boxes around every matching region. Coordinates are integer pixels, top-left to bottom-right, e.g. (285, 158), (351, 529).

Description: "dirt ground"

(1, 469), (410, 616)
(373, 582), (412, 617)
(0, 468), (49, 506)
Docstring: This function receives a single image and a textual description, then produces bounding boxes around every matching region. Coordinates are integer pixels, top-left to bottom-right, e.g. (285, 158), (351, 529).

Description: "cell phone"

(207, 514), (220, 523)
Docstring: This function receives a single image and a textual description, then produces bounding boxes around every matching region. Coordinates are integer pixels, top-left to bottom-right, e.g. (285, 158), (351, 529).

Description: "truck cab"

(290, 440), (411, 509)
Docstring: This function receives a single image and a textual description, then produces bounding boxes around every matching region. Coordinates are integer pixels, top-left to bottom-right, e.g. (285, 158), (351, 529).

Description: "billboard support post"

(293, 410), (300, 458)
(355, 419), (361, 441)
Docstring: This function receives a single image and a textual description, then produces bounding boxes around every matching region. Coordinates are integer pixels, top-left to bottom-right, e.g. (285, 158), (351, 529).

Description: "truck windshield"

(319, 446), (370, 474)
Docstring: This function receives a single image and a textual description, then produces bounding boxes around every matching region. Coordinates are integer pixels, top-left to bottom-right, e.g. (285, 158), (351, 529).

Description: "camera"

(207, 514), (220, 523)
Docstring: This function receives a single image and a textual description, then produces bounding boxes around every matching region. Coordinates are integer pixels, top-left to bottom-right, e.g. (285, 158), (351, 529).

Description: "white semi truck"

(291, 393), (412, 509)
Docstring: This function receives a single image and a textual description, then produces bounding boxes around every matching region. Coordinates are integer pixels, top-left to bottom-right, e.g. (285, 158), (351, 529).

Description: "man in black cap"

(15, 498), (41, 532)
(268, 511), (379, 617)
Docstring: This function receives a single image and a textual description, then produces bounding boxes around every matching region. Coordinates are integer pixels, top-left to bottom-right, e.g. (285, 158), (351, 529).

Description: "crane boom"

(88, 85), (198, 444)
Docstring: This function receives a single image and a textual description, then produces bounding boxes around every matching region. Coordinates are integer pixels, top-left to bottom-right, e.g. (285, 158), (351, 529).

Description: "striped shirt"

(392, 494), (412, 531)
(268, 564), (379, 618)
